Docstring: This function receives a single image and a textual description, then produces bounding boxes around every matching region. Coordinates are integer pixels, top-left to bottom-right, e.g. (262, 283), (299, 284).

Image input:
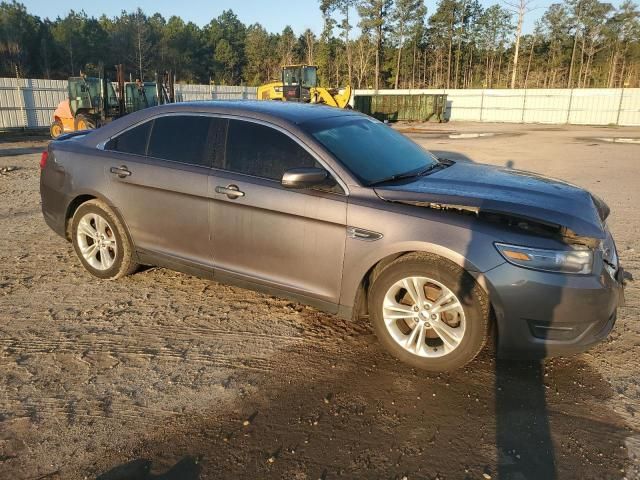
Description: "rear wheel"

(368, 253), (490, 372)
(74, 114), (96, 131)
(50, 120), (64, 139)
(71, 200), (138, 280)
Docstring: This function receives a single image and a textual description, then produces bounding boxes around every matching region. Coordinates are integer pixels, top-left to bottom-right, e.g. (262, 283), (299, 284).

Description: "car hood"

(374, 161), (608, 240)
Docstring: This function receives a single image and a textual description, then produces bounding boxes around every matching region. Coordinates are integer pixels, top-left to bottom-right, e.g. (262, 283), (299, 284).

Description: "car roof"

(83, 100), (365, 146)
(154, 100), (362, 124)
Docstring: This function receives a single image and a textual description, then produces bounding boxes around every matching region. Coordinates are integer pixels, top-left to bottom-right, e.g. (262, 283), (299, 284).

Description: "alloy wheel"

(382, 276), (466, 358)
(76, 212), (118, 271)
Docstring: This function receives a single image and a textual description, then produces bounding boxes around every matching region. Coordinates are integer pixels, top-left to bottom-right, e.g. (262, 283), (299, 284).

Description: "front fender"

(339, 198), (507, 310)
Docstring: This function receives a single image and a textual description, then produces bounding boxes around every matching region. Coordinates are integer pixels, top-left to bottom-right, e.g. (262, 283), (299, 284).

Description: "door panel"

(102, 114), (218, 269)
(106, 154), (211, 267)
(209, 170), (347, 304)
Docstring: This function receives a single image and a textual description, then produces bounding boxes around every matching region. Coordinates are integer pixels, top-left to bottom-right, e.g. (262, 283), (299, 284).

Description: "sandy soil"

(0, 124), (638, 480)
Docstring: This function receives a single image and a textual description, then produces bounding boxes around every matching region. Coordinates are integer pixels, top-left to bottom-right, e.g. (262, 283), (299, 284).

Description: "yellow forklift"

(257, 64), (352, 108)
(50, 65), (175, 138)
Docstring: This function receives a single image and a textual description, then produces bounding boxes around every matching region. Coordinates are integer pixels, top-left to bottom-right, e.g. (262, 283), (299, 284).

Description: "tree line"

(1, 0), (638, 88)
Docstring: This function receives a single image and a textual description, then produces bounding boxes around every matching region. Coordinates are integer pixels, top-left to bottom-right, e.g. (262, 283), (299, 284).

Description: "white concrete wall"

(353, 88), (640, 126)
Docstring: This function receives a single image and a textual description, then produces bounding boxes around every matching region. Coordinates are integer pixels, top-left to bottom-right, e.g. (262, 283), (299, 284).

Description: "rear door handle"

(215, 184), (245, 199)
(110, 165), (131, 178)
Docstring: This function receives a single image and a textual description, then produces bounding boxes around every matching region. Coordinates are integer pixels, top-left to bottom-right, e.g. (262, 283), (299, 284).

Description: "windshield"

(283, 67), (300, 86)
(306, 117), (438, 185)
(302, 67), (317, 88)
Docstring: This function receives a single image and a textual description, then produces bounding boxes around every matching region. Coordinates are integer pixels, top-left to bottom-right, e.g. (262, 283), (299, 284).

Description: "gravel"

(1, 123), (639, 479)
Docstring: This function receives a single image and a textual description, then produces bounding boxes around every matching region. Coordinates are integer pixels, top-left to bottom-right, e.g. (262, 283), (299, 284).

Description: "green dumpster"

(354, 93), (448, 122)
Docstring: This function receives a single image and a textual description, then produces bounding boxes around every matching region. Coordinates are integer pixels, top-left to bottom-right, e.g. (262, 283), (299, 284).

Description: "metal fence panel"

(0, 78), (68, 129)
(175, 84), (257, 102)
(445, 90), (484, 121)
(3, 79), (639, 128)
(521, 90), (572, 124)
(618, 89), (640, 126)
(568, 89), (621, 125)
(353, 87), (640, 126)
(476, 90), (521, 123)
(0, 78), (257, 129)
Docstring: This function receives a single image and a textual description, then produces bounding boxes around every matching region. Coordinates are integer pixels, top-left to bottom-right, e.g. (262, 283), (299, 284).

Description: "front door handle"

(215, 184), (245, 199)
(110, 165), (131, 178)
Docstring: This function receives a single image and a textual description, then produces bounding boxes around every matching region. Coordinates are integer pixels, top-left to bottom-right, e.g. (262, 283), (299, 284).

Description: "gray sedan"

(40, 101), (625, 371)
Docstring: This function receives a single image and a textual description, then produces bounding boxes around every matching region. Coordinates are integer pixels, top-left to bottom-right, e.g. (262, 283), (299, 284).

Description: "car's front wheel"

(71, 200), (138, 279)
(368, 253), (490, 372)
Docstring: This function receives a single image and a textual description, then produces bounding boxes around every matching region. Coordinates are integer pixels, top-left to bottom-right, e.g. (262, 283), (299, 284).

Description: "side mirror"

(281, 167), (329, 189)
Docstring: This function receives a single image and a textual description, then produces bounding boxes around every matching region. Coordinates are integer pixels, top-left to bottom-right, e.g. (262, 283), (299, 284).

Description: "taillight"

(40, 151), (48, 170)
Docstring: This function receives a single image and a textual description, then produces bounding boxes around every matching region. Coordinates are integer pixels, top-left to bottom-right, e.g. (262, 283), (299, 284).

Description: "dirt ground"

(0, 123), (639, 480)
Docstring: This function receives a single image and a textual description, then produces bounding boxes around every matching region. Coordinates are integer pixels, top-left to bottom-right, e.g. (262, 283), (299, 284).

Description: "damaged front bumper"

(478, 257), (625, 359)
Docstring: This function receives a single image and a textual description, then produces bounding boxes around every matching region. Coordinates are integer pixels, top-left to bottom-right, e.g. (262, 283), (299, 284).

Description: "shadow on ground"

(92, 313), (630, 479)
(97, 457), (201, 480)
(0, 146), (44, 157)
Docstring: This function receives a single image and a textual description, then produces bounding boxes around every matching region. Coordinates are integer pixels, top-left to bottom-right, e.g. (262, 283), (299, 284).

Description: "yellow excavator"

(257, 64), (352, 108)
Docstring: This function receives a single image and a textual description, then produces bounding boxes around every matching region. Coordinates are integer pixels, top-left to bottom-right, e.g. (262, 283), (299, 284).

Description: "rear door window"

(105, 120), (152, 156)
(221, 119), (317, 180)
(147, 115), (216, 167)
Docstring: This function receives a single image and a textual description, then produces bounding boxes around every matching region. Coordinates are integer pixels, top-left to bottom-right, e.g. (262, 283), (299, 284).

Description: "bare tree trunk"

(305, 31), (315, 64)
(375, 33), (381, 89)
(620, 57), (627, 87)
(524, 35), (536, 87)
(510, 0), (525, 88)
(374, 3), (384, 91)
(485, 54), (491, 87)
(394, 24), (405, 89)
(577, 37), (586, 88)
(607, 48), (617, 88)
(138, 32), (143, 80)
(446, 19), (453, 88)
(412, 41), (417, 88)
(345, 8), (352, 85)
(568, 30), (579, 87)
(423, 50), (427, 87)
(69, 42), (74, 76)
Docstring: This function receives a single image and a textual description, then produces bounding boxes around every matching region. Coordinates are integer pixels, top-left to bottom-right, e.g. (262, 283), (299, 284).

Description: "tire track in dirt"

(2, 135), (640, 479)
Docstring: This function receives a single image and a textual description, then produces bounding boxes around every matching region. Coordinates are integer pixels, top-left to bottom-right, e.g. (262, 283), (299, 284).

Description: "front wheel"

(71, 200), (138, 280)
(50, 120), (64, 139)
(368, 253), (490, 372)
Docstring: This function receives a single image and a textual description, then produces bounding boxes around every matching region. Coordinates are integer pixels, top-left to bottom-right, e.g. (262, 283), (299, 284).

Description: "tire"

(368, 252), (490, 372)
(71, 200), (138, 280)
(74, 114), (96, 131)
(50, 120), (64, 139)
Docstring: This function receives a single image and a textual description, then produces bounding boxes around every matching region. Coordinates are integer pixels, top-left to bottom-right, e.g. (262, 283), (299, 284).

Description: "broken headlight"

(495, 243), (593, 275)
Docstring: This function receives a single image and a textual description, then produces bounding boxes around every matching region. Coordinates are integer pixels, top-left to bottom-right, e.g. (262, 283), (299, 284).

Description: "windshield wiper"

(367, 160), (450, 187)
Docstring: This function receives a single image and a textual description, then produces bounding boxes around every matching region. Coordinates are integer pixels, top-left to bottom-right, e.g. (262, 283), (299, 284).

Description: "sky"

(21, 0), (623, 35)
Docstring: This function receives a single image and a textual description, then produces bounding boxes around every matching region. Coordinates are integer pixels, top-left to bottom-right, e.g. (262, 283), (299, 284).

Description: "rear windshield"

(304, 116), (438, 185)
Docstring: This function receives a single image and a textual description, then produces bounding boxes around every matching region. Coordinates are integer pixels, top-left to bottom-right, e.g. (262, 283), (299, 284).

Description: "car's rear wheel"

(368, 253), (489, 372)
(71, 200), (138, 279)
